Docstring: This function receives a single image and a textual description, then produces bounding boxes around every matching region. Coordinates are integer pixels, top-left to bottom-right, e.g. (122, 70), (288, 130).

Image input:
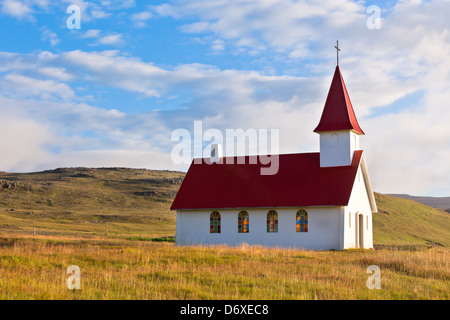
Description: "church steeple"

(314, 65), (364, 135)
(315, 65), (364, 167)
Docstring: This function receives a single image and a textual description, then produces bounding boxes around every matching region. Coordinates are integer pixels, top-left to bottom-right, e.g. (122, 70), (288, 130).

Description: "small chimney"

(210, 143), (223, 163)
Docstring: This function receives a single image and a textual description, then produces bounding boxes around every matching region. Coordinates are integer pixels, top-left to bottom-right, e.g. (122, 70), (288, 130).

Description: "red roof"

(171, 150), (363, 210)
(314, 66), (364, 135)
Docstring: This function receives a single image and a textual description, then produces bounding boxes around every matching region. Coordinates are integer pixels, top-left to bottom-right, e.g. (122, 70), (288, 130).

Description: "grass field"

(0, 168), (449, 300)
(0, 236), (448, 300)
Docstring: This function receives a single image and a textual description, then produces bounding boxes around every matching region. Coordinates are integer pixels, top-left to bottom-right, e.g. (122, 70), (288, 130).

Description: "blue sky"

(0, 0), (449, 197)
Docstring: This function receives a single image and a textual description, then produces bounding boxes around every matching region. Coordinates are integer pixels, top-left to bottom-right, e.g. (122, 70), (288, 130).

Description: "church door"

(358, 214), (364, 249)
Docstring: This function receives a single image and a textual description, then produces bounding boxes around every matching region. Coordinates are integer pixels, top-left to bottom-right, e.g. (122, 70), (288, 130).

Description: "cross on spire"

(335, 40), (340, 66)
(334, 40), (341, 65)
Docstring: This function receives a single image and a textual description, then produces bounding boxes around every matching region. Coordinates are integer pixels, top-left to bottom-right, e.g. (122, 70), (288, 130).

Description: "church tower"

(314, 65), (364, 167)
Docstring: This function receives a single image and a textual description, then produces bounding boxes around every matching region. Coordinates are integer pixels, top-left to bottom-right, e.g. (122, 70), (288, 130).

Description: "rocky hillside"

(0, 167), (184, 238)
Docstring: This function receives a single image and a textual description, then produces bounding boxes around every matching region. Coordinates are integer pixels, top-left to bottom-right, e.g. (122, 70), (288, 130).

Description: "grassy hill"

(0, 168), (184, 238)
(373, 193), (449, 247)
(388, 194), (450, 213)
(0, 168), (449, 247)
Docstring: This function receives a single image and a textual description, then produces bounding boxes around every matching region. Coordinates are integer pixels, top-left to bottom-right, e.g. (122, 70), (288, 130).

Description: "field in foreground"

(0, 236), (448, 300)
(1, 168), (449, 300)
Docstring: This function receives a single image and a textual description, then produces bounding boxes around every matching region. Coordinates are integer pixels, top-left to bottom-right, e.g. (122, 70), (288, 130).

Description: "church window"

(267, 210), (278, 233)
(210, 211), (221, 233)
(330, 133), (339, 148)
(238, 211), (249, 233)
(296, 210), (308, 232)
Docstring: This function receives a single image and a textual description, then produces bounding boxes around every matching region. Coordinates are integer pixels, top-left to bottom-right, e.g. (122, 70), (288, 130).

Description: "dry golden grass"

(0, 235), (448, 300)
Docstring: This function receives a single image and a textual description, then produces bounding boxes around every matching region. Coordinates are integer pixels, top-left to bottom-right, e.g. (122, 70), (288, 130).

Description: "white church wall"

(319, 131), (360, 167)
(176, 207), (342, 250)
(343, 164), (374, 249)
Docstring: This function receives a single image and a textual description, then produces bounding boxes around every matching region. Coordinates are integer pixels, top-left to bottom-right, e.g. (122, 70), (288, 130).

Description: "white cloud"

(31, 0), (50, 8)
(90, 8), (111, 19)
(97, 34), (124, 46)
(38, 67), (73, 81)
(152, 0), (364, 57)
(40, 26), (60, 46)
(131, 11), (153, 27)
(61, 50), (166, 96)
(1, 0), (33, 20)
(101, 0), (135, 10)
(78, 30), (125, 47)
(149, 3), (179, 18)
(2, 73), (75, 100)
(0, 94), (180, 172)
(1, 0), (71, 21)
(0, 115), (54, 172)
(210, 39), (225, 52)
(61, 0), (111, 22)
(0, 49), (319, 173)
(80, 29), (101, 39)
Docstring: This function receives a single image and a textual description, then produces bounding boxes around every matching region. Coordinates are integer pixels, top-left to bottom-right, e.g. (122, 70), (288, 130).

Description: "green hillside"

(0, 168), (449, 247)
(0, 168), (183, 238)
(373, 193), (449, 247)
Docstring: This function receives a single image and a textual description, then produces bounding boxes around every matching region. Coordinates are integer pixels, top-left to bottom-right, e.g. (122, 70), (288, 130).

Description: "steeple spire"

(314, 66), (364, 135)
(314, 65), (364, 167)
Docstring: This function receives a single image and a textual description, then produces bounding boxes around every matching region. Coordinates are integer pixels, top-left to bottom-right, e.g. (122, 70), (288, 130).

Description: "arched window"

(330, 133), (339, 148)
(210, 211), (221, 233)
(267, 210), (278, 233)
(238, 211), (249, 233)
(296, 209), (308, 232)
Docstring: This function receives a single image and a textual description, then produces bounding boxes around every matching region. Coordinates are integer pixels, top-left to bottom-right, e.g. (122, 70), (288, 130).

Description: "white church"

(171, 64), (377, 250)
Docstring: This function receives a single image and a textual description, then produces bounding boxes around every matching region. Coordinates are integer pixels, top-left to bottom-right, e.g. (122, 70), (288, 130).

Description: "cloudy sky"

(0, 0), (449, 197)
